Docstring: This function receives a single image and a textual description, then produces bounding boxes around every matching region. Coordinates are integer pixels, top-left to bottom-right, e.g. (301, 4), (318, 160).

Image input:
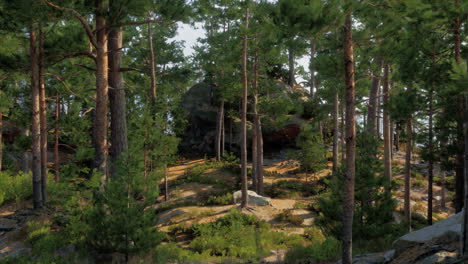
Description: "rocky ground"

(0, 149), (458, 263)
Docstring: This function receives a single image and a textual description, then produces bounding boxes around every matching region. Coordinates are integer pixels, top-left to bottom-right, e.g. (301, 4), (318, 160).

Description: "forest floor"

(0, 149), (457, 262)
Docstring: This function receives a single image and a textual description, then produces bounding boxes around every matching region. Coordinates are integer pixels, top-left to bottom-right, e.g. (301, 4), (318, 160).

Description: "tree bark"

(148, 22), (157, 101)
(93, 0), (109, 185)
(54, 93), (59, 181)
(0, 113), (2, 172)
(240, 5), (249, 208)
(288, 47), (295, 86)
(461, 0), (468, 251)
(383, 64), (392, 181)
(395, 122), (400, 152)
(108, 26), (128, 169)
(341, 102), (346, 163)
(216, 101), (224, 161)
(309, 40), (316, 99)
(405, 118), (412, 231)
(428, 84), (434, 225)
(39, 25), (47, 203)
(441, 166), (446, 209)
(164, 165), (169, 201)
(256, 116), (264, 195)
(252, 96), (258, 193)
(333, 92), (339, 173)
(30, 25), (43, 209)
(342, 10), (356, 264)
(221, 114), (225, 156)
(367, 59), (382, 134)
(455, 0), (464, 214)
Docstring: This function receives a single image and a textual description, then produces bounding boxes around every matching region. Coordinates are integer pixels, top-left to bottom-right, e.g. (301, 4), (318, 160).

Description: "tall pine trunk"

(108, 25), (128, 169)
(251, 96), (258, 193)
(94, 0), (109, 186)
(54, 93), (59, 181)
(216, 101), (224, 161)
(367, 59), (382, 134)
(39, 25), (47, 203)
(256, 116), (264, 195)
(405, 118), (412, 231)
(395, 122), (400, 151)
(342, 10), (356, 264)
(454, 0), (464, 213)
(383, 64), (392, 181)
(341, 103), (346, 162)
(0, 113), (2, 172)
(461, 0), (468, 252)
(30, 25), (42, 209)
(240, 5), (249, 208)
(148, 22), (157, 101)
(332, 92), (339, 173)
(288, 48), (295, 86)
(251, 48), (260, 193)
(309, 40), (316, 99)
(428, 83), (434, 225)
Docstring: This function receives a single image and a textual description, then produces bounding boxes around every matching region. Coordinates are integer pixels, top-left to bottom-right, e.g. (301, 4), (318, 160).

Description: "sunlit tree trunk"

(39, 25), (47, 203)
(383, 64), (392, 181)
(309, 40), (316, 99)
(216, 101), (224, 161)
(240, 5), (249, 208)
(405, 118), (412, 231)
(93, 0), (109, 186)
(342, 10), (356, 264)
(30, 25), (43, 209)
(333, 92), (339, 173)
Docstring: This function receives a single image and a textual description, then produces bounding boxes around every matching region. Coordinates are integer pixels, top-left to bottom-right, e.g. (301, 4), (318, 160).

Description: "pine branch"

(51, 51), (96, 64)
(43, 0), (98, 48)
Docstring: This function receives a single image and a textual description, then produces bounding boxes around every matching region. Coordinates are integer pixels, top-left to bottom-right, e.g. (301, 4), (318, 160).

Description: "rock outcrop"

(393, 211), (462, 255)
(233, 190), (272, 206)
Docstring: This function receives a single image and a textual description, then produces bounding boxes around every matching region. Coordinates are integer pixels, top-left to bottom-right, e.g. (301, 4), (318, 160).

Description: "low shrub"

(0, 171), (32, 206)
(277, 209), (304, 226)
(303, 227), (326, 244)
(189, 210), (304, 261)
(284, 237), (341, 263)
(206, 192), (233, 206)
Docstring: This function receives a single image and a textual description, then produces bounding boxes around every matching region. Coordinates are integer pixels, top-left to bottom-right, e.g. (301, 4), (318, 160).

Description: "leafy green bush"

(284, 237), (341, 263)
(0, 171), (31, 205)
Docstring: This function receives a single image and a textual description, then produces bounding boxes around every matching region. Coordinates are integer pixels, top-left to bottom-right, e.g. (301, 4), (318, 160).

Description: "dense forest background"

(0, 0), (468, 263)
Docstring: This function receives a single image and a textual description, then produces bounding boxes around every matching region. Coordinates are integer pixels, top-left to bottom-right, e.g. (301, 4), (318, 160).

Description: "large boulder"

(393, 211), (462, 255)
(233, 190), (271, 206)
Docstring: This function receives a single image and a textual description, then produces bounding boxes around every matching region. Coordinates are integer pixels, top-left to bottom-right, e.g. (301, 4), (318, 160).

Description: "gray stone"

(55, 244), (76, 257)
(419, 250), (457, 264)
(0, 225), (16, 231)
(233, 190), (271, 206)
(335, 253), (386, 264)
(393, 211), (462, 254)
(384, 249), (395, 262)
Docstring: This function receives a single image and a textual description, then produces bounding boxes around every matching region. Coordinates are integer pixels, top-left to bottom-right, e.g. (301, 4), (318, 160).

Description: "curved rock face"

(393, 211), (462, 255)
(180, 82), (309, 155)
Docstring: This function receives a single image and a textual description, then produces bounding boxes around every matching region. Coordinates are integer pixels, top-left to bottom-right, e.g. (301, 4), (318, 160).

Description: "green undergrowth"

(156, 210), (304, 263)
